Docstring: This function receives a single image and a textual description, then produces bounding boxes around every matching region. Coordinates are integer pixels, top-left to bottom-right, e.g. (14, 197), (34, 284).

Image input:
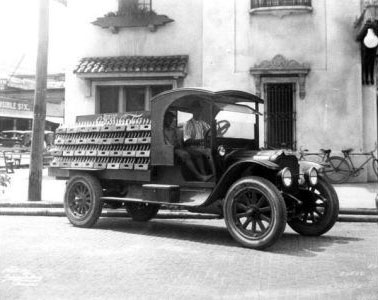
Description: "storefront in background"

(0, 96), (62, 132)
(0, 74), (64, 134)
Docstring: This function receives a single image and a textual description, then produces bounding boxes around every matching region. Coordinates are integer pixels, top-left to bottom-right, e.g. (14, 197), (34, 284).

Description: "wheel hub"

(247, 206), (259, 217)
(69, 183), (92, 217)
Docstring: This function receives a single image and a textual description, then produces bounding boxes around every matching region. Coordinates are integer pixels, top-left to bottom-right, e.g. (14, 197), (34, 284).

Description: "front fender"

(201, 160), (280, 207)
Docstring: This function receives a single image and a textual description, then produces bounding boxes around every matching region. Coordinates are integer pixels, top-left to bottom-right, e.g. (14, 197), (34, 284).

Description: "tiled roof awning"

(74, 55), (188, 79)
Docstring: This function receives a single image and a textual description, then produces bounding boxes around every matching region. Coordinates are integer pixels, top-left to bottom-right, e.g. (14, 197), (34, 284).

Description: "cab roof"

(151, 87), (264, 105)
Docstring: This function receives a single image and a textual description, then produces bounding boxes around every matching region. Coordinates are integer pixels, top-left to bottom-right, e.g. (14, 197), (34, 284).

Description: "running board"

(101, 186), (212, 207)
(101, 196), (203, 207)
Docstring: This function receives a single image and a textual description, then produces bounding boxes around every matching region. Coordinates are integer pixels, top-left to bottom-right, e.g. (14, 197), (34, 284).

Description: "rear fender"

(202, 160), (280, 206)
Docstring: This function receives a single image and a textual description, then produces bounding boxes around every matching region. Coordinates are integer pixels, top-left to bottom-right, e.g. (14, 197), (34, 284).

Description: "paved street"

(0, 216), (377, 300)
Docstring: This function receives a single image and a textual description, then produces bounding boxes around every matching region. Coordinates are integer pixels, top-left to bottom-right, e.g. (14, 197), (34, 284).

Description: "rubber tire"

(373, 159), (378, 177)
(288, 177), (339, 236)
(323, 156), (350, 184)
(64, 174), (103, 228)
(223, 176), (287, 250)
(125, 202), (160, 222)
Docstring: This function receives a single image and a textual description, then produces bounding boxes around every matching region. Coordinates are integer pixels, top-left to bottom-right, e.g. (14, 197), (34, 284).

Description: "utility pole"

(28, 0), (49, 201)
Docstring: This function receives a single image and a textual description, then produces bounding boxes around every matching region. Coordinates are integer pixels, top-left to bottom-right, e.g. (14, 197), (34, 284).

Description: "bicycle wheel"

(373, 159), (378, 178)
(323, 156), (350, 184)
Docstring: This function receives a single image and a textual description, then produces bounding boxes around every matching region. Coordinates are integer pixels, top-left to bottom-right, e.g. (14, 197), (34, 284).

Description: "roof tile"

(74, 55), (189, 74)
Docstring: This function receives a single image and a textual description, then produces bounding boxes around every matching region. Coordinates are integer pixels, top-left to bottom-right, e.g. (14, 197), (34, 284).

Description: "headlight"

(305, 167), (318, 186)
(280, 167), (292, 187)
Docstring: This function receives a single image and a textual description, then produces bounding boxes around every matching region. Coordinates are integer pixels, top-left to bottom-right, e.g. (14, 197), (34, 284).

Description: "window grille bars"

(251, 0), (312, 9)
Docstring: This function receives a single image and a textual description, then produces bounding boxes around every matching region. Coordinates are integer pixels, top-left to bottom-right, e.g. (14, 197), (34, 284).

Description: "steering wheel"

(216, 120), (231, 136)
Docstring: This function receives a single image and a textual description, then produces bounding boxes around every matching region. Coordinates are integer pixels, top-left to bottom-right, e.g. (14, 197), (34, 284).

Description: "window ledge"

(92, 14), (174, 33)
(250, 6), (313, 17)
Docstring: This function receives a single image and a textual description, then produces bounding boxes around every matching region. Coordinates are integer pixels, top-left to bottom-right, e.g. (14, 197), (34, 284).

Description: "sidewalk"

(0, 168), (377, 221)
(0, 168), (65, 206)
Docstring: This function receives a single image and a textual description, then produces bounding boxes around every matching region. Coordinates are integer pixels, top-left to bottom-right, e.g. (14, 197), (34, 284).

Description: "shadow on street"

(90, 217), (362, 256)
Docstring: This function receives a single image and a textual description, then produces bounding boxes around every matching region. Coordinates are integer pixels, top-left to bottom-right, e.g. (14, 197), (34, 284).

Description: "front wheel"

(323, 156), (350, 184)
(125, 202), (160, 222)
(64, 174), (103, 227)
(223, 177), (287, 250)
(288, 177), (339, 236)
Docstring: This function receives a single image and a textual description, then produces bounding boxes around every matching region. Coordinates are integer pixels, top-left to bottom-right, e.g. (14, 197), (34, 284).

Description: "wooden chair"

(2, 151), (14, 173)
(12, 150), (22, 168)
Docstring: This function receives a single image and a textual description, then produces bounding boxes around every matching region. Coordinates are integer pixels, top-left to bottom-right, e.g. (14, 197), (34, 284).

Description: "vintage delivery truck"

(48, 88), (339, 250)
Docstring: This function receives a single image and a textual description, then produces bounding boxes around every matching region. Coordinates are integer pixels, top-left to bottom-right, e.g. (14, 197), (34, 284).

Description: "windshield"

(215, 103), (257, 139)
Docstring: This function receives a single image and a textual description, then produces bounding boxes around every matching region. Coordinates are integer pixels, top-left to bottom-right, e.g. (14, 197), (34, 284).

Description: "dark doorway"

(265, 83), (296, 150)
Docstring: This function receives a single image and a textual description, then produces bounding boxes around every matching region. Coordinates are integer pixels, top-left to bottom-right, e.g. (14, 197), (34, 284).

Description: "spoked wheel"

(223, 177), (287, 250)
(288, 177), (339, 236)
(64, 174), (103, 227)
(125, 202), (160, 222)
(323, 156), (350, 184)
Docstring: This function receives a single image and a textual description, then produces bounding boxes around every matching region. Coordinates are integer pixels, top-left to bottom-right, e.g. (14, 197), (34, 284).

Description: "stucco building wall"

(202, 0), (363, 149)
(200, 0), (375, 181)
(65, 0), (204, 124)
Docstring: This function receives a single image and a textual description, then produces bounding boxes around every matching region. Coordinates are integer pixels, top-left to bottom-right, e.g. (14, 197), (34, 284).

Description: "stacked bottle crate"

(50, 115), (151, 171)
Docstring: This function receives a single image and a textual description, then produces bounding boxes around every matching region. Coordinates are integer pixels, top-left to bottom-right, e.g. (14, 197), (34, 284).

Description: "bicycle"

(298, 147), (341, 182)
(298, 147), (332, 165)
(297, 147), (353, 184)
(325, 144), (378, 184)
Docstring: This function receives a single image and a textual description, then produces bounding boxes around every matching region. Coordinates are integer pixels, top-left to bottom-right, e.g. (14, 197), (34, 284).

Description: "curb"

(337, 215), (378, 223)
(0, 208), (220, 220)
(0, 203), (63, 208)
(1, 207), (378, 222)
(1, 203), (377, 213)
(338, 208), (378, 215)
(1, 204), (377, 213)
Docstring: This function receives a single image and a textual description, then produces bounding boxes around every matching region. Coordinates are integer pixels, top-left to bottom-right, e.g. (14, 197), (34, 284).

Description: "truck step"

(143, 184), (180, 203)
(101, 186), (212, 207)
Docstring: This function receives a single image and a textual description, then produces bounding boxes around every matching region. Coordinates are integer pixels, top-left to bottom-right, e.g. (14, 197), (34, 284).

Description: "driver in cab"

(164, 108), (212, 182)
(184, 101), (210, 145)
(182, 100), (214, 180)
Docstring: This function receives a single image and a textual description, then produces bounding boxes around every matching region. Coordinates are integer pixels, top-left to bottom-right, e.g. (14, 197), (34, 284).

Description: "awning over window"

(73, 55), (188, 79)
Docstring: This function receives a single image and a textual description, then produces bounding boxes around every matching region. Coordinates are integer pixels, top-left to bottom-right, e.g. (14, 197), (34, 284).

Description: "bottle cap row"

(52, 149), (150, 158)
(55, 136), (151, 146)
(56, 123), (151, 134)
(50, 157), (150, 170)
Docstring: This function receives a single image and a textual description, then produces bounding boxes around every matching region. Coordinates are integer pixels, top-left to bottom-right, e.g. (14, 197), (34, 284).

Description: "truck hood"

(229, 149), (294, 163)
(250, 150), (294, 162)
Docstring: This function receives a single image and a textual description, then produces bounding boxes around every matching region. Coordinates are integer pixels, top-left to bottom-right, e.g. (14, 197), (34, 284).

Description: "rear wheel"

(125, 202), (160, 222)
(223, 176), (287, 250)
(323, 156), (350, 184)
(64, 174), (103, 227)
(288, 177), (339, 236)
